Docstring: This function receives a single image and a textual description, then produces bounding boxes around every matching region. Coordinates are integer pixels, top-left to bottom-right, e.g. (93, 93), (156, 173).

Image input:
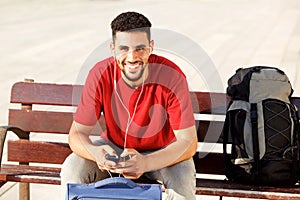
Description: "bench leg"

(19, 183), (30, 200)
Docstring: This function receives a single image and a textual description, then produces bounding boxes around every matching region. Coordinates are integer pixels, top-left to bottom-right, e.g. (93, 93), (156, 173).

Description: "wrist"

(143, 153), (152, 172)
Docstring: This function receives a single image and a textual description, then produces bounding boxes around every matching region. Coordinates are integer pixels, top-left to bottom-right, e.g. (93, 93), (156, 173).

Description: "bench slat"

(7, 139), (225, 175)
(9, 109), (224, 142)
(7, 140), (72, 164)
(11, 82), (83, 106)
(196, 178), (300, 199)
(11, 82), (231, 114)
(10, 82), (300, 116)
(190, 92), (229, 114)
(0, 164), (60, 185)
(9, 109), (73, 134)
(8, 109), (109, 135)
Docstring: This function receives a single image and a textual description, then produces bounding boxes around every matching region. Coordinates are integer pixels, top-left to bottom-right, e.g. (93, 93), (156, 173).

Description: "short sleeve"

(74, 66), (103, 126)
(167, 71), (195, 130)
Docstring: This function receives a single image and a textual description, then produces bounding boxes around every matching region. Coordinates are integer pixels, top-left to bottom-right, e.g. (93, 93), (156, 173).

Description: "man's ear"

(110, 41), (115, 51)
(149, 40), (154, 53)
(110, 41), (116, 57)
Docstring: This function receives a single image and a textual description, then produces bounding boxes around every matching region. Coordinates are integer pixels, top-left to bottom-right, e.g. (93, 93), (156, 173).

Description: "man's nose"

(125, 49), (137, 60)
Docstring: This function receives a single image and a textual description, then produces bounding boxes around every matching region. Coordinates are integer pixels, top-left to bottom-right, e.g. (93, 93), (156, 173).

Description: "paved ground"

(1, 0), (300, 199)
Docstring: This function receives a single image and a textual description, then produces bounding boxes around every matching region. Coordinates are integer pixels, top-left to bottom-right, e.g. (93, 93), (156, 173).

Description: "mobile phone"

(119, 155), (130, 162)
(105, 154), (119, 163)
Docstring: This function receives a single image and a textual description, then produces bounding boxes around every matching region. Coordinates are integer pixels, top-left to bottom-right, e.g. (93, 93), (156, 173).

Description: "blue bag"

(65, 177), (162, 200)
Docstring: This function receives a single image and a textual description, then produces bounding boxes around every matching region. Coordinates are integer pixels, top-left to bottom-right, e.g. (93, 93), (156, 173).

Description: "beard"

(122, 63), (146, 82)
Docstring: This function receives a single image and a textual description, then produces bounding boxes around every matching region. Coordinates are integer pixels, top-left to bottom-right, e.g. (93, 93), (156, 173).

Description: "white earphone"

(112, 59), (146, 150)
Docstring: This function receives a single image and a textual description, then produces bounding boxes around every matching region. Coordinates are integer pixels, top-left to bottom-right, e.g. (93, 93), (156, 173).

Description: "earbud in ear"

(149, 47), (153, 55)
(110, 42), (116, 57)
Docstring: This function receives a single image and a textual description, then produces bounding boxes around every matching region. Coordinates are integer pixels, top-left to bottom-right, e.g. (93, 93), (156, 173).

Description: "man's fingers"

(97, 160), (117, 172)
(102, 145), (117, 156)
(121, 148), (137, 157)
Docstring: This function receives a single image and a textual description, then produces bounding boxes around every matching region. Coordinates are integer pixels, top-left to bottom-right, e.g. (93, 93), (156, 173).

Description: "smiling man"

(61, 11), (197, 199)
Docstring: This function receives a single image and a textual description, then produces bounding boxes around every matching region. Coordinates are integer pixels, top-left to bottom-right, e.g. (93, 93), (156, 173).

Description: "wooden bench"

(1, 79), (300, 200)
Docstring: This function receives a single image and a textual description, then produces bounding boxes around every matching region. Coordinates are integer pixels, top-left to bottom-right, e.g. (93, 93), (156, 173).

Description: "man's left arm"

(144, 125), (198, 170)
(115, 125), (197, 178)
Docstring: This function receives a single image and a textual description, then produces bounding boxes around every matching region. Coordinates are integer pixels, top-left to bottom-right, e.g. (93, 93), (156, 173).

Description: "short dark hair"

(111, 11), (152, 42)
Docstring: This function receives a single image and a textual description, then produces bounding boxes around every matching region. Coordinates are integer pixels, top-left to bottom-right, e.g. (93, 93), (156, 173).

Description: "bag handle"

(94, 177), (138, 189)
(251, 66), (284, 74)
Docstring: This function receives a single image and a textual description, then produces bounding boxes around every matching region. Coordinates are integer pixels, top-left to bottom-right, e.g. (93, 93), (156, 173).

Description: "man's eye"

(120, 47), (129, 51)
(136, 47), (144, 51)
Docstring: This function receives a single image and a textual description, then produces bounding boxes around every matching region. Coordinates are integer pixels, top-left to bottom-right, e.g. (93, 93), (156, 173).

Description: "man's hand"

(113, 148), (146, 179)
(94, 145), (119, 171)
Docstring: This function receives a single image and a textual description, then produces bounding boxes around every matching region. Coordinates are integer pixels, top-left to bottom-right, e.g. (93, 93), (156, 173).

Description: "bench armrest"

(0, 126), (29, 166)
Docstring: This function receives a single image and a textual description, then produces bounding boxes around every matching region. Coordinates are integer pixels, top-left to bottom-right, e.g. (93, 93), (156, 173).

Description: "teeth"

(126, 62), (141, 69)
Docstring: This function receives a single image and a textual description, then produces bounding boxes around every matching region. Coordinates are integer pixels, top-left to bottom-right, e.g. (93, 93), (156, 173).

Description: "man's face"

(111, 31), (154, 85)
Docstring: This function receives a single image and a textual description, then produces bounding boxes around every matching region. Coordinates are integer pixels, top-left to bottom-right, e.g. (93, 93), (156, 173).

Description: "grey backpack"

(223, 66), (300, 186)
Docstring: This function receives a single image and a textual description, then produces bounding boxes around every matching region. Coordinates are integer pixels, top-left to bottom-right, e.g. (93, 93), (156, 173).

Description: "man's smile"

(124, 61), (143, 73)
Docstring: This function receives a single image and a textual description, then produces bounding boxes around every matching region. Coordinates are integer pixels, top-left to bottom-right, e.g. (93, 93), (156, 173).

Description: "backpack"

(222, 66), (300, 186)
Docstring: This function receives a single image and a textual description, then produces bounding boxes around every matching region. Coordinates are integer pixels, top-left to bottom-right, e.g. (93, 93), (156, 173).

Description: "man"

(61, 11), (197, 199)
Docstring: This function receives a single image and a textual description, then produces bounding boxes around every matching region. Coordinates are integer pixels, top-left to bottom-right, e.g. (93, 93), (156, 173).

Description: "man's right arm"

(68, 121), (117, 169)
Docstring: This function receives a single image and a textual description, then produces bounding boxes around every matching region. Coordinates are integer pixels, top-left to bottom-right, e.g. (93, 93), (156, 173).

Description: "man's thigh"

(145, 158), (196, 199)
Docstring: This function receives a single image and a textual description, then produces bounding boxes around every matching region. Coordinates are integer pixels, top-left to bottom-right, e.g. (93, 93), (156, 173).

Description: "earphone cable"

(113, 61), (146, 151)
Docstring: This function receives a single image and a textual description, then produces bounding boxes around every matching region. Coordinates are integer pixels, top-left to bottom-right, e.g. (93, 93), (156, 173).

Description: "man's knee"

(60, 153), (101, 185)
(160, 158), (196, 199)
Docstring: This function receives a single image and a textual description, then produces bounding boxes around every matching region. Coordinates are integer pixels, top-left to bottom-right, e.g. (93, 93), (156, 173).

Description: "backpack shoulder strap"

(250, 103), (261, 177)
